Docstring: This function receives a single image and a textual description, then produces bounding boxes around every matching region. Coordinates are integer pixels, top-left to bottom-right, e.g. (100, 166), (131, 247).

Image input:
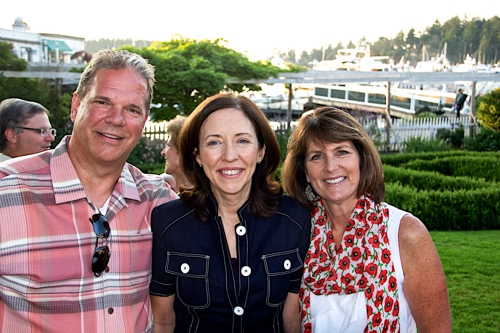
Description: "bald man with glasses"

(0, 98), (56, 162)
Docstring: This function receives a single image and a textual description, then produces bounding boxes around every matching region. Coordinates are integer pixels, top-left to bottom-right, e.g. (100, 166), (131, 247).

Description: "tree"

(479, 16), (500, 64)
(0, 41), (28, 71)
(441, 16), (463, 64)
(476, 88), (500, 132)
(120, 37), (280, 121)
(372, 37), (394, 58)
(0, 41), (72, 141)
(462, 17), (484, 62)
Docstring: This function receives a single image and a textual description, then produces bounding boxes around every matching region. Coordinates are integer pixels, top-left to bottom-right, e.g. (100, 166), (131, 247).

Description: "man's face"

(12, 112), (55, 157)
(69, 68), (149, 167)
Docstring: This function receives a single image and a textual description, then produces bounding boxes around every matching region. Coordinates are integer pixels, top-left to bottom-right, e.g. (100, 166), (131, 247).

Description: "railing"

(313, 83), (458, 117)
(359, 116), (476, 151)
(143, 121), (169, 141)
(144, 116), (475, 152)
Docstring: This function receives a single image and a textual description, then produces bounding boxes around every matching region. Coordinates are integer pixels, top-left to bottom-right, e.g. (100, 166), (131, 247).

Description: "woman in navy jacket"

(150, 93), (310, 333)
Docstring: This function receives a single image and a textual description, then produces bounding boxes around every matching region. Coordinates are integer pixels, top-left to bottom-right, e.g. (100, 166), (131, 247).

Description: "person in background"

(0, 49), (176, 333)
(160, 114), (192, 193)
(281, 107), (452, 333)
(150, 93), (311, 333)
(0, 98), (56, 162)
(454, 88), (468, 118)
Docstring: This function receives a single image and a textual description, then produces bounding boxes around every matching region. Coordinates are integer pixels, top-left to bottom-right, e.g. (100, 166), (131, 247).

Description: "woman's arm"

(283, 292), (300, 333)
(399, 214), (452, 332)
(151, 294), (176, 333)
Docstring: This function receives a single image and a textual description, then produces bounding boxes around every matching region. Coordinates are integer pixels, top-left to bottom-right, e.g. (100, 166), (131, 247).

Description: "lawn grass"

(430, 230), (500, 332)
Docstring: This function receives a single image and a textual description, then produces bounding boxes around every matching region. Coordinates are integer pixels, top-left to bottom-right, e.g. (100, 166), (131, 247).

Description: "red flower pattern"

(384, 296), (394, 312)
(351, 247), (362, 261)
(301, 196), (400, 332)
(379, 269), (388, 285)
(381, 249), (391, 264)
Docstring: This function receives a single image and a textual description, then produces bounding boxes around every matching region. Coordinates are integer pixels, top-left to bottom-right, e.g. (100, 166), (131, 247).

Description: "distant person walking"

(454, 88), (468, 118)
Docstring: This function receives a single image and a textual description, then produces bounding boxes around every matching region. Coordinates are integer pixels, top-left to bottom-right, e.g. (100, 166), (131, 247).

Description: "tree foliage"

(0, 41), (28, 71)
(0, 41), (72, 142)
(120, 37), (280, 121)
(476, 88), (500, 132)
(284, 15), (500, 67)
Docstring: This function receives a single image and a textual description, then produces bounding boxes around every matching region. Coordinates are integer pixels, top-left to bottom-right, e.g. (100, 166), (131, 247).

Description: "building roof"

(42, 39), (72, 52)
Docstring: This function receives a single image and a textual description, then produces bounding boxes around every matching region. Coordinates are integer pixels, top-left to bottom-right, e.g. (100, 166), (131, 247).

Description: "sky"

(1, 0), (498, 60)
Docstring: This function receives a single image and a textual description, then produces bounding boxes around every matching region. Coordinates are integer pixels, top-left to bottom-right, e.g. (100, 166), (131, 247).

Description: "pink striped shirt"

(0, 136), (176, 333)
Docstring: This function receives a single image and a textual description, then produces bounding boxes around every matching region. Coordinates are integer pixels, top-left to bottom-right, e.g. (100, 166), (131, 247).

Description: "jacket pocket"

(166, 252), (210, 309)
(261, 248), (303, 306)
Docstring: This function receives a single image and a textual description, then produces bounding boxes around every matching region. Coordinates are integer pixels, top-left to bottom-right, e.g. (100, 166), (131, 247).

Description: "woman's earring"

(305, 183), (316, 201)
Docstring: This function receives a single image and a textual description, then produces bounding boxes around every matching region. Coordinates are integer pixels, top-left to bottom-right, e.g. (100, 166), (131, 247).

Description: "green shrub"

(380, 150), (500, 167)
(385, 183), (500, 230)
(403, 137), (451, 153)
(383, 165), (496, 191)
(401, 156), (500, 181)
(436, 123), (465, 149)
(464, 127), (500, 152)
(127, 136), (165, 174)
(476, 88), (500, 132)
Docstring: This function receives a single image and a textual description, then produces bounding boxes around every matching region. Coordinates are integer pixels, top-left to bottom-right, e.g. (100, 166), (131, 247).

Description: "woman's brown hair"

(282, 107), (385, 209)
(178, 93), (283, 221)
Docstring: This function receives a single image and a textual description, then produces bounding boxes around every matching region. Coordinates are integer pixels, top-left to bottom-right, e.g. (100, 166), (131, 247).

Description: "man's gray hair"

(75, 49), (155, 112)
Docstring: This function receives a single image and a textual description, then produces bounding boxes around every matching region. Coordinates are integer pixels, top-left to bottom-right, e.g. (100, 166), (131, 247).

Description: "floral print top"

(300, 195), (400, 333)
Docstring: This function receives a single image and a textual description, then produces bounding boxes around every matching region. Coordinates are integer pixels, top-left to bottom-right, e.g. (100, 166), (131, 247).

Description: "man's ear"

(4, 128), (18, 144)
(70, 93), (80, 122)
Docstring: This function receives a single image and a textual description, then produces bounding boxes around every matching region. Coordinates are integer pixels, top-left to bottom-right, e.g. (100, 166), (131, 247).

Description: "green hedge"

(381, 151), (500, 230)
(385, 183), (500, 230)
(380, 151), (500, 167)
(383, 165), (496, 191)
(401, 156), (500, 182)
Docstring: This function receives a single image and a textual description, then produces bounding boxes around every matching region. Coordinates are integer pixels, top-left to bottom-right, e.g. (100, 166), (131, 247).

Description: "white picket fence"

(143, 121), (169, 141)
(143, 116), (477, 152)
(359, 116), (477, 151)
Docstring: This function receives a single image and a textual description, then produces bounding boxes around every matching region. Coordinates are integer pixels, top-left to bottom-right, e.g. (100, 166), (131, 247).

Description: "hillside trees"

(286, 15), (500, 67)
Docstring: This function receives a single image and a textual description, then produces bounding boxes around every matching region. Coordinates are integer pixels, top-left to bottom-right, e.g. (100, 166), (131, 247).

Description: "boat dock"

(230, 71), (500, 120)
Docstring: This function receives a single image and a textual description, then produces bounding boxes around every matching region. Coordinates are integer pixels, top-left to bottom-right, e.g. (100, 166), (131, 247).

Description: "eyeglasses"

(17, 127), (57, 137)
(89, 213), (111, 277)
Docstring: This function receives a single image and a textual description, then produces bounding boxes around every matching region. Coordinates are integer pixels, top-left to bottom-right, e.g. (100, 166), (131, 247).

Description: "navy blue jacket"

(150, 195), (311, 333)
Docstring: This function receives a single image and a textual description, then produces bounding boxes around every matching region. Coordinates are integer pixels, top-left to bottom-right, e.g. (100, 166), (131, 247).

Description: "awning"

(42, 39), (72, 52)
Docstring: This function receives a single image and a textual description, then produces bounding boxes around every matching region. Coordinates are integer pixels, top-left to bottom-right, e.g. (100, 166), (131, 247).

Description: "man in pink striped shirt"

(0, 49), (176, 332)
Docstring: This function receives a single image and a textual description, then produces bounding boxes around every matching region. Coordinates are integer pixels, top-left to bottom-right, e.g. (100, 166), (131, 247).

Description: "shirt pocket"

(261, 248), (303, 306)
(166, 252), (210, 309)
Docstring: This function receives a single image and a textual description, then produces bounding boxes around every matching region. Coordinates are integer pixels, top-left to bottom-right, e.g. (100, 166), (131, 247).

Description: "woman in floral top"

(281, 107), (452, 333)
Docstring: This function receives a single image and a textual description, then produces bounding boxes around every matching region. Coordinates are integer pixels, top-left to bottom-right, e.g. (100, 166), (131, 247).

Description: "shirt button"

(284, 259), (291, 270)
(108, 307), (114, 314)
(236, 226), (246, 236)
(181, 263), (190, 274)
(105, 266), (109, 273)
(234, 306), (244, 316)
(241, 266), (251, 276)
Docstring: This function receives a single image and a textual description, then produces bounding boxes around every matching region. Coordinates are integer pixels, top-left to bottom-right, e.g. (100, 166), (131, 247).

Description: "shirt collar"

(51, 135), (141, 204)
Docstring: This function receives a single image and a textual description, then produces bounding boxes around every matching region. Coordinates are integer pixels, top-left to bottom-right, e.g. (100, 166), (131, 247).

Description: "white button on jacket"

(181, 263), (190, 274)
(236, 226), (246, 236)
(241, 266), (251, 276)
